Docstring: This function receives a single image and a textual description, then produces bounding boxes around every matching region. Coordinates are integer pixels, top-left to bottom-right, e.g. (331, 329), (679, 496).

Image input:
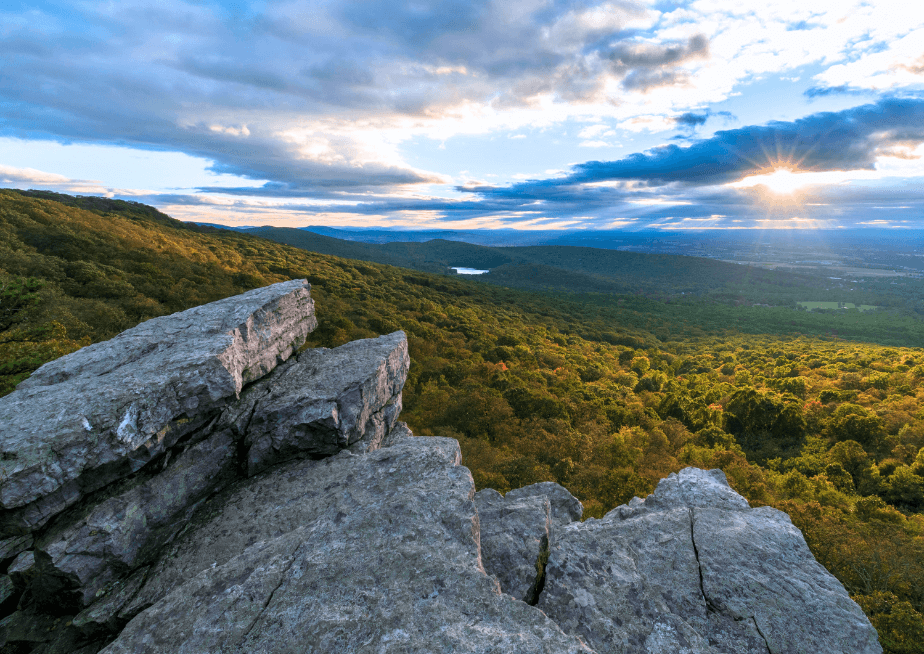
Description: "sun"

(731, 167), (807, 195)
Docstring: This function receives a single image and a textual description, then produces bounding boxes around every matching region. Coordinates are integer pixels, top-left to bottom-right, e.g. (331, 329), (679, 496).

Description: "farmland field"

(799, 301), (879, 311)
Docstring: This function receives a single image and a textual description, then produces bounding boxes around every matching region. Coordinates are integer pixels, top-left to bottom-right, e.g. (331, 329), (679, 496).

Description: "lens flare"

(732, 168), (807, 195)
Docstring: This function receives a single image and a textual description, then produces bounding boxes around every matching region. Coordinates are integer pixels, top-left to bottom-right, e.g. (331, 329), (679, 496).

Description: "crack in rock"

(524, 533), (550, 606)
(238, 540), (303, 643)
(751, 616), (774, 654)
(688, 507), (720, 615)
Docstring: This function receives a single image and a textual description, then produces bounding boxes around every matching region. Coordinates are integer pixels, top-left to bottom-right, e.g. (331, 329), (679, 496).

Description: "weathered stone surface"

(7, 551), (35, 588)
(475, 488), (550, 602)
(102, 437), (592, 654)
(0, 534), (32, 562)
(474, 482), (582, 603)
(37, 431), (238, 606)
(538, 468), (881, 654)
(72, 566), (149, 632)
(0, 610), (61, 649)
(693, 504), (880, 653)
(0, 280), (316, 535)
(0, 576), (13, 606)
(219, 330), (409, 475)
(506, 481), (583, 526)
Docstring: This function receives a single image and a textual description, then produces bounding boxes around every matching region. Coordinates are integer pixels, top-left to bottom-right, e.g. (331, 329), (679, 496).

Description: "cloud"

(811, 26), (924, 92)
(0, 164), (109, 194)
(0, 165), (72, 185)
(3, 0), (924, 232)
(803, 85), (862, 98)
(674, 112), (710, 128)
(606, 34), (710, 92)
(472, 98), (924, 191)
(0, 0), (676, 195)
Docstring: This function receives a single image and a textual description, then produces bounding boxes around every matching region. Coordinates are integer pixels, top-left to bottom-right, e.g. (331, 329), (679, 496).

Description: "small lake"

(452, 267), (489, 275)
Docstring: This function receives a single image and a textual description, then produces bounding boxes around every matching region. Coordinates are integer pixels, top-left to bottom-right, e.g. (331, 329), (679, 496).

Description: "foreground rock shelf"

(0, 281), (881, 653)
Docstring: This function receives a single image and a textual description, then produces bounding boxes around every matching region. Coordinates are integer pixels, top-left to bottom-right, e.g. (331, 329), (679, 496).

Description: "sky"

(2, 0), (924, 231)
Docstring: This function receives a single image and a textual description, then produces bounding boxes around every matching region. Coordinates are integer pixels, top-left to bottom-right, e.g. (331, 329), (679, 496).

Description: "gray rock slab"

(694, 504), (881, 654)
(0, 534), (32, 562)
(37, 430), (238, 606)
(538, 467), (880, 654)
(72, 566), (149, 632)
(7, 551), (35, 588)
(475, 488), (550, 602)
(382, 421), (413, 447)
(0, 280), (316, 535)
(224, 330), (409, 475)
(0, 575), (13, 605)
(506, 481), (583, 526)
(103, 438), (593, 654)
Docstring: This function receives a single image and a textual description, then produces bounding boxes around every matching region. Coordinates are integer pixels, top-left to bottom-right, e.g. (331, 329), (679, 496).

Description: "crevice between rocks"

(524, 534), (550, 606)
(688, 507), (719, 615)
(234, 387), (271, 476)
(688, 507), (773, 654)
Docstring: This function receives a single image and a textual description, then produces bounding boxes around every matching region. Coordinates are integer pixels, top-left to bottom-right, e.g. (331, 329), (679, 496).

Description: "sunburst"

(731, 167), (808, 195)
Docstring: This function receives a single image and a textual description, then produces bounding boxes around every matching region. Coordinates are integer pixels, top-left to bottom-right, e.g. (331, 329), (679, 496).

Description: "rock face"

(102, 438), (590, 654)
(0, 282), (882, 653)
(0, 280), (316, 536)
(537, 468), (882, 654)
(474, 482), (583, 603)
(225, 330), (410, 474)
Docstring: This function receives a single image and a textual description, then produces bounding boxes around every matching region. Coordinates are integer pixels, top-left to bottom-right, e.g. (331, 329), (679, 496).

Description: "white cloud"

(578, 124), (616, 139)
(0, 164), (72, 185)
(814, 28), (924, 90)
(0, 164), (111, 195)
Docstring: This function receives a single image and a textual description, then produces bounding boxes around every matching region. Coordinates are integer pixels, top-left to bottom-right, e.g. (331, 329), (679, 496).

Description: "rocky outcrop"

(474, 482), (583, 603)
(0, 280), (316, 536)
(537, 468), (881, 654)
(0, 282), (882, 653)
(101, 438), (591, 654)
(223, 330), (409, 474)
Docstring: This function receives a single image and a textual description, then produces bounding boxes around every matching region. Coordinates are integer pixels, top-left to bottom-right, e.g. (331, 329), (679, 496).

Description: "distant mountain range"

(243, 225), (853, 305)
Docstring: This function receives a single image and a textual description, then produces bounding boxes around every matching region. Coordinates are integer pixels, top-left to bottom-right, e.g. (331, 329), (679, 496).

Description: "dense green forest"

(2, 189), (924, 652)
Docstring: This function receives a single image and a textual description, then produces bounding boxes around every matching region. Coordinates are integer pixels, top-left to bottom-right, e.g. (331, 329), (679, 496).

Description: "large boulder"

(36, 430), (239, 607)
(21, 331), (409, 618)
(537, 468), (882, 654)
(0, 280), (316, 536)
(474, 488), (550, 602)
(475, 482), (582, 603)
(100, 438), (592, 654)
(221, 330), (410, 475)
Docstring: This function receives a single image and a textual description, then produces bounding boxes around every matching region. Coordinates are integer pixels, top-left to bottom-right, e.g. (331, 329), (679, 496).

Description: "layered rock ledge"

(0, 279), (316, 536)
(0, 282), (882, 653)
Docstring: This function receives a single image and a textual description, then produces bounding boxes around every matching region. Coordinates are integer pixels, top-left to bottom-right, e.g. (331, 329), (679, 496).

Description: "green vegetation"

(2, 189), (924, 651)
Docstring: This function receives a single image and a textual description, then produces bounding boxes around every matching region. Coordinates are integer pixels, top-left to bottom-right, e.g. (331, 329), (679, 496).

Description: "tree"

(0, 277), (44, 331)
